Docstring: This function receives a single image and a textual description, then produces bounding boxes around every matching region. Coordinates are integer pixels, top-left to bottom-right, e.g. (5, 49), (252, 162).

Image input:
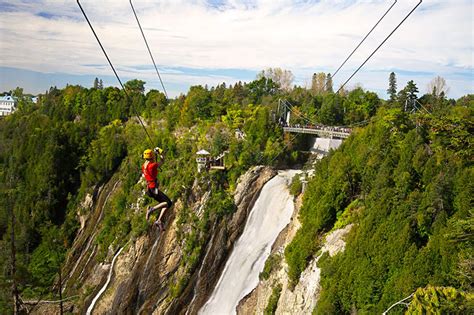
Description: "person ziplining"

(142, 147), (173, 231)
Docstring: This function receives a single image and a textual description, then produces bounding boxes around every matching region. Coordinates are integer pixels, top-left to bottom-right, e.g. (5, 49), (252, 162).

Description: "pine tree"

(399, 80), (419, 111)
(406, 80), (419, 104)
(387, 72), (397, 102)
(98, 79), (103, 90)
(93, 77), (99, 89)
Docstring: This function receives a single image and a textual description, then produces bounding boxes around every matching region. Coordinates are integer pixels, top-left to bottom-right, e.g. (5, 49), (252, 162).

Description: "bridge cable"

(283, 99), (353, 128)
(328, 0), (397, 85)
(282, 99), (314, 125)
(337, 0), (422, 94)
(76, 0), (155, 148)
(283, 99), (319, 126)
(129, 0), (169, 100)
(415, 99), (431, 115)
(281, 99), (368, 129)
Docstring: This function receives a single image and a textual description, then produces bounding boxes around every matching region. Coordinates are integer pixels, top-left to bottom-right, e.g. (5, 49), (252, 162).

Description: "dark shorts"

(147, 187), (173, 208)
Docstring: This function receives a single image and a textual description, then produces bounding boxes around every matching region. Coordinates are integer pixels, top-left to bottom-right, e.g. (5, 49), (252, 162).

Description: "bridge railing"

(283, 124), (351, 139)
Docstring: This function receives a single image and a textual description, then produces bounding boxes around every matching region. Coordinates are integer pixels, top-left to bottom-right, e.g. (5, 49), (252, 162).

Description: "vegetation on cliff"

(283, 91), (473, 313)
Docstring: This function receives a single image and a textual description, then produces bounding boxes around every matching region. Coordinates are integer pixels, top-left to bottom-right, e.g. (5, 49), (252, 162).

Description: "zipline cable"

(329, 0), (398, 83)
(337, 0), (422, 94)
(76, 0), (155, 148)
(129, 0), (169, 100)
(283, 99), (314, 125)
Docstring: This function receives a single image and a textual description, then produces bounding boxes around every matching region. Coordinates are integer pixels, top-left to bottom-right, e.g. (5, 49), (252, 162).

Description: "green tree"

(124, 79), (146, 94)
(247, 77), (279, 104)
(318, 93), (343, 125)
(398, 80), (419, 111)
(343, 87), (379, 124)
(406, 80), (419, 101)
(387, 72), (397, 103)
(145, 89), (167, 117)
(405, 286), (473, 314)
(180, 85), (212, 124)
(311, 104), (472, 314)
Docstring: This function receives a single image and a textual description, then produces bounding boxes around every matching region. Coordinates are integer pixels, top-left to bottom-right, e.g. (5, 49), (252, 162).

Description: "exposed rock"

(82, 193), (94, 210)
(236, 194), (303, 315)
(277, 224), (353, 314)
(78, 193), (93, 230)
(50, 165), (275, 315)
(107, 200), (182, 314)
(175, 166), (277, 315)
(92, 236), (148, 314)
(237, 192), (353, 315)
(61, 178), (120, 297)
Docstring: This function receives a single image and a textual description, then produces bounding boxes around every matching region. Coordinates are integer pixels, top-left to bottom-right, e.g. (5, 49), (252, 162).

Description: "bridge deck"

(283, 126), (351, 139)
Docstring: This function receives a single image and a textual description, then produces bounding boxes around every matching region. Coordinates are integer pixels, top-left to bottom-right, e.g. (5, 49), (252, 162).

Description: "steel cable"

(337, 0), (423, 94)
(129, 0), (169, 100)
(76, 0), (155, 148)
(329, 0), (398, 83)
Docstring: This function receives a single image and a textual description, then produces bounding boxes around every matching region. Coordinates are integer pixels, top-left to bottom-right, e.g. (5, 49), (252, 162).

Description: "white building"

(0, 95), (17, 116)
(196, 149), (211, 173)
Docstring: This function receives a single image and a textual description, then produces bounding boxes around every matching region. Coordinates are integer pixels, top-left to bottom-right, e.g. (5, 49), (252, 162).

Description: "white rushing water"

(199, 170), (298, 315)
(86, 246), (124, 315)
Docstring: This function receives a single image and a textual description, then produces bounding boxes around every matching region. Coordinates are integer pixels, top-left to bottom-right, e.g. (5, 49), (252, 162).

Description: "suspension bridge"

(283, 125), (351, 139)
(277, 99), (352, 140)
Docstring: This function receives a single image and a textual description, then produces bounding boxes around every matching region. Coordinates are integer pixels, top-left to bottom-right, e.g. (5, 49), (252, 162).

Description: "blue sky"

(0, 0), (473, 98)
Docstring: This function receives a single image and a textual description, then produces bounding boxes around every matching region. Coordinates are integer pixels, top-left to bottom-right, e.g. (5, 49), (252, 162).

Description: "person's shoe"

(146, 207), (153, 221)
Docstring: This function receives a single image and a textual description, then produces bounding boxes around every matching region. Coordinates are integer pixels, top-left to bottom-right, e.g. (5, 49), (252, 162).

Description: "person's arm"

(154, 147), (164, 167)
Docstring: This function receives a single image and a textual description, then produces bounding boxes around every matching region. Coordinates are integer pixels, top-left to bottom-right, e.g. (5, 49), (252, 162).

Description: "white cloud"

(0, 0), (472, 97)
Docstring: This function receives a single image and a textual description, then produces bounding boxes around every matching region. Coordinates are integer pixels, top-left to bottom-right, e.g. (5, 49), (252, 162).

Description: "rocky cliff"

(237, 194), (353, 315)
(33, 166), (276, 314)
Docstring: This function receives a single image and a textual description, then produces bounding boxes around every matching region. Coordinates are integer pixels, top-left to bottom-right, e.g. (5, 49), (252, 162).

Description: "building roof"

(196, 149), (210, 155)
(0, 95), (16, 102)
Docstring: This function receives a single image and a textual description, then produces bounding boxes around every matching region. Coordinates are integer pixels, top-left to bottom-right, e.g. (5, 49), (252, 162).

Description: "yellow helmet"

(143, 149), (154, 159)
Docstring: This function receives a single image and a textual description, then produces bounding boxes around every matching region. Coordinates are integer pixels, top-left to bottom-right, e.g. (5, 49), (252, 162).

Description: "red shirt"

(142, 161), (158, 189)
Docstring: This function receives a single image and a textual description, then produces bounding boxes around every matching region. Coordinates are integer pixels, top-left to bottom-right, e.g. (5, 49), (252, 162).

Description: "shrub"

(264, 284), (282, 315)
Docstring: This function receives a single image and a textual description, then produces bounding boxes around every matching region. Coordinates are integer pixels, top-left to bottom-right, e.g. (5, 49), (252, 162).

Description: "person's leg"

(155, 190), (173, 228)
(146, 188), (166, 220)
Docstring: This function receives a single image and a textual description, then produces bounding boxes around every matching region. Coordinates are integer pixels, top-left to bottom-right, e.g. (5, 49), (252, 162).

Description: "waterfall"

(86, 246), (124, 315)
(199, 170), (298, 315)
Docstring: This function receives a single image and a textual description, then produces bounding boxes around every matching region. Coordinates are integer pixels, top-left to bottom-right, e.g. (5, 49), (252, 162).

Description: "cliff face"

(183, 166), (277, 315)
(44, 166), (276, 314)
(237, 194), (353, 315)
